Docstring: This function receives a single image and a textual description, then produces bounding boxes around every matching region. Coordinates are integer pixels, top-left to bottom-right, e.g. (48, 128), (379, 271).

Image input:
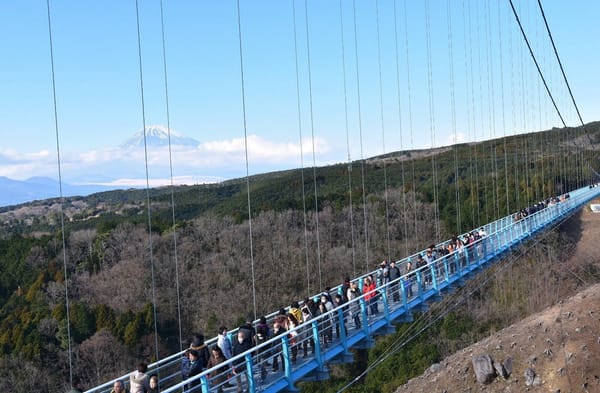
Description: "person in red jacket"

(363, 275), (378, 316)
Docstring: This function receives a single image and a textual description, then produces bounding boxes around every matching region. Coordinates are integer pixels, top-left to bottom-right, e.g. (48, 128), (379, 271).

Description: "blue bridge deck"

(86, 184), (600, 393)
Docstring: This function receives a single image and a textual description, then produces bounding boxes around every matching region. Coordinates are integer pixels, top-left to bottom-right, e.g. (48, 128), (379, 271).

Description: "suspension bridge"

(5, 0), (599, 392)
(84, 184), (600, 393)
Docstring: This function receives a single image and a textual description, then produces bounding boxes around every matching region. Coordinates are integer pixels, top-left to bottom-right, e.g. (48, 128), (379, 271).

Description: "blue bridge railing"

(85, 184), (600, 393)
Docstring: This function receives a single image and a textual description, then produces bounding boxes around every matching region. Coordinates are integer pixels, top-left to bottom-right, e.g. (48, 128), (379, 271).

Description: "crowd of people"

(112, 237), (492, 393)
(512, 194), (569, 222)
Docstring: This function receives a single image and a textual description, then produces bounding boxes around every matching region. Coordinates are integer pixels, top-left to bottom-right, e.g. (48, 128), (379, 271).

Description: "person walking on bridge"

(363, 276), (378, 316)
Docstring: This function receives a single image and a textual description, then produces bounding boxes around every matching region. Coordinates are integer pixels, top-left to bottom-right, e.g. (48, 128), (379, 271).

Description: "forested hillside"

(0, 123), (599, 392)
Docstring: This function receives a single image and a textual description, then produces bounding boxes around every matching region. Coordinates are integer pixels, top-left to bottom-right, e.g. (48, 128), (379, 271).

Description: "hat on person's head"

(191, 334), (204, 348)
(188, 349), (199, 358)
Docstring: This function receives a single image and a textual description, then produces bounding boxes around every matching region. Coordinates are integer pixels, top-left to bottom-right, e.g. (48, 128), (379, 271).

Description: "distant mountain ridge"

(0, 176), (113, 208)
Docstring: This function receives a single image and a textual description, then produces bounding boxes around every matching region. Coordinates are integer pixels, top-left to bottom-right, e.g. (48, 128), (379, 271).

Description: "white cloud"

(90, 175), (223, 188)
(0, 148), (52, 162)
(0, 134), (332, 183)
(200, 134), (330, 162)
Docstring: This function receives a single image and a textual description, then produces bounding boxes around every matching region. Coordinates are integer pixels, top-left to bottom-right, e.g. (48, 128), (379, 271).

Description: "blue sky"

(0, 0), (598, 187)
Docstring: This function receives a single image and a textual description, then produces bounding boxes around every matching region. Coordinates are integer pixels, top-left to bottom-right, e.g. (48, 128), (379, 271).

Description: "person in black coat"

(388, 260), (401, 302)
(181, 349), (203, 392)
(232, 330), (253, 393)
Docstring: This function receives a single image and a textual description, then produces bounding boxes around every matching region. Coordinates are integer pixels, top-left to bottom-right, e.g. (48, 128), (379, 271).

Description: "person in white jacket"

(129, 363), (150, 393)
(217, 326), (233, 359)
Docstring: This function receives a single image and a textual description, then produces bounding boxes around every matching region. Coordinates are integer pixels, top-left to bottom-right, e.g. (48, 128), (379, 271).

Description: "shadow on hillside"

(558, 207), (584, 246)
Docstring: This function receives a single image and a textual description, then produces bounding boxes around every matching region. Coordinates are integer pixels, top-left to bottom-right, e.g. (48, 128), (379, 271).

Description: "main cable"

(536, 0), (583, 127)
(508, 0), (566, 128)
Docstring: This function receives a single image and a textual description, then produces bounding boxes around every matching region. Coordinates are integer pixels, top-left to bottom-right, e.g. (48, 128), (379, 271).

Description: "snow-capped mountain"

(120, 125), (199, 148)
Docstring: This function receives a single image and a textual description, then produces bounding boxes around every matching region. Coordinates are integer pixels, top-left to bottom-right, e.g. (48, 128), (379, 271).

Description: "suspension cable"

(235, 0), (258, 321)
(303, 0), (323, 291)
(485, 0), (499, 220)
(446, 0), (460, 235)
(517, 1), (531, 207)
(463, 0), (478, 227)
(508, 4), (521, 211)
(402, 0), (419, 251)
(134, 0), (160, 363)
(497, 0), (510, 215)
(291, 0), (312, 296)
(424, 0), (441, 242)
(375, 0), (392, 261)
(157, 0), (183, 354)
(474, 0), (489, 224)
(392, 0), (409, 256)
(338, 0), (357, 277)
(45, 0), (73, 387)
(352, 0), (370, 272)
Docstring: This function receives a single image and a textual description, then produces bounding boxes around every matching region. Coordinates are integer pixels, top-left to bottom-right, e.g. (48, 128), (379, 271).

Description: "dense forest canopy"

(0, 123), (599, 392)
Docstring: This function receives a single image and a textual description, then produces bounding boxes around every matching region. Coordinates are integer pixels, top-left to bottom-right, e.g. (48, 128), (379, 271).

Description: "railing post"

(337, 307), (351, 355)
(400, 276), (408, 308)
(244, 353), (255, 393)
(454, 251), (461, 278)
(311, 320), (325, 371)
(200, 374), (210, 393)
(416, 268), (424, 298)
(360, 296), (369, 336)
(443, 256), (449, 283)
(381, 286), (391, 325)
(431, 263), (438, 292)
(281, 335), (295, 391)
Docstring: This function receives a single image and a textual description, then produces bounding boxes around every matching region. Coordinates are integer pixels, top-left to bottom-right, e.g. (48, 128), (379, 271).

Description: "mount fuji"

(120, 125), (200, 148)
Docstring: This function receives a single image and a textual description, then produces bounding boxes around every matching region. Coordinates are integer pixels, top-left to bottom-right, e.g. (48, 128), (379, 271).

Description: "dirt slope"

(398, 201), (600, 393)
